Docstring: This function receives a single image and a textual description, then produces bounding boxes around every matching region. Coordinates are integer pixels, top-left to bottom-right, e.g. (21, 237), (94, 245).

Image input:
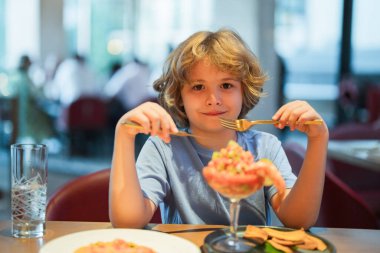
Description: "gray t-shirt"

(136, 129), (296, 225)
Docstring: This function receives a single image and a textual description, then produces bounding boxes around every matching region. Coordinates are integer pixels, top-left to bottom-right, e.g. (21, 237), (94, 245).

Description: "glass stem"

(229, 198), (241, 241)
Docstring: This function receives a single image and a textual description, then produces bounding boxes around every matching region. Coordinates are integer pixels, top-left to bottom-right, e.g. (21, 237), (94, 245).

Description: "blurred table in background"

(328, 140), (380, 172)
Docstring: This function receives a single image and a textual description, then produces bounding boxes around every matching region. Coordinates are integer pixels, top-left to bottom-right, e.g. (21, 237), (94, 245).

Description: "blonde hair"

(153, 28), (268, 127)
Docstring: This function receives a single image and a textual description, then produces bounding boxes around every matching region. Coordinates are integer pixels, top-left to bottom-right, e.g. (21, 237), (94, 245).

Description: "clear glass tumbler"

(10, 144), (48, 238)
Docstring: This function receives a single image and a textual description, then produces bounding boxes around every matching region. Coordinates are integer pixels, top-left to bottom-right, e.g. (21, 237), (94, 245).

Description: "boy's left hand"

(272, 100), (328, 139)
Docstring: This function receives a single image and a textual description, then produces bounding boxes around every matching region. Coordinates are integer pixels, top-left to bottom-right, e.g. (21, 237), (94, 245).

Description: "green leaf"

(264, 242), (284, 253)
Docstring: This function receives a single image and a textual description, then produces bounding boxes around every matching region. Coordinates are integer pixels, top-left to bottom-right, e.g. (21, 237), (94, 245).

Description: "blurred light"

(0, 73), (11, 97)
(3, 121), (13, 135)
(107, 39), (125, 55)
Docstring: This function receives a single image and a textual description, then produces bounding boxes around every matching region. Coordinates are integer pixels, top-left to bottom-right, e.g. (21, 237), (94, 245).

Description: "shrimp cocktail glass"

(203, 141), (285, 253)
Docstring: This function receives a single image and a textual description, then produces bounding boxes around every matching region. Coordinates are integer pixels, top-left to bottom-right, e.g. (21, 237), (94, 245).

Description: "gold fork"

(220, 118), (324, 131)
(120, 120), (202, 138)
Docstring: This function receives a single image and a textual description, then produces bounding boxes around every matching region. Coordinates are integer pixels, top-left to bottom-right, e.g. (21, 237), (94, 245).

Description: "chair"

(366, 84), (380, 123)
(317, 168), (379, 229)
(67, 96), (107, 130)
(282, 142), (305, 176)
(330, 122), (380, 140)
(46, 168), (162, 223)
(329, 122), (380, 219)
(64, 96), (108, 156)
(283, 142), (379, 229)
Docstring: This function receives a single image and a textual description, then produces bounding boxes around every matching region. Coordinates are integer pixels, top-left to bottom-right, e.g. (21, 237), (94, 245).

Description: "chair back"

(63, 96), (109, 156)
(283, 142), (379, 229)
(317, 168), (379, 229)
(46, 169), (162, 223)
(282, 142), (305, 176)
(329, 122), (380, 206)
(367, 85), (380, 123)
(330, 122), (380, 140)
(68, 96), (107, 130)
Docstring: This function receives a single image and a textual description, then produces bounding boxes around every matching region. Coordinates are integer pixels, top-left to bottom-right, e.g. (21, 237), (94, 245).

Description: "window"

(352, 0), (380, 74)
(64, 0), (214, 76)
(0, 0), (5, 69)
(275, 0), (343, 126)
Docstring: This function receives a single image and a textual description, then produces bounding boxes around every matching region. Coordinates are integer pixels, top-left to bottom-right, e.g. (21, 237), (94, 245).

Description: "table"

(328, 140), (380, 172)
(1, 221), (380, 252)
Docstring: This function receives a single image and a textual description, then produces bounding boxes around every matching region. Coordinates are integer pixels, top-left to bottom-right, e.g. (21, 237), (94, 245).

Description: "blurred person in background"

(104, 57), (156, 113)
(51, 53), (102, 107)
(43, 54), (62, 98)
(109, 61), (123, 78)
(8, 55), (55, 143)
(104, 57), (157, 158)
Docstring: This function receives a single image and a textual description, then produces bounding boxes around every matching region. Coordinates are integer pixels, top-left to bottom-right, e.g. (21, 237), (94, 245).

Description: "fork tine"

(220, 122), (238, 130)
(219, 117), (236, 125)
(220, 121), (236, 128)
(219, 118), (235, 125)
(219, 118), (239, 130)
(220, 120), (236, 128)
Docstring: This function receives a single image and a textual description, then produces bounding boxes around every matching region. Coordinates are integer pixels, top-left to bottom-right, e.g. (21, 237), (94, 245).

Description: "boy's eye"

(221, 83), (233, 89)
(192, 84), (204, 91)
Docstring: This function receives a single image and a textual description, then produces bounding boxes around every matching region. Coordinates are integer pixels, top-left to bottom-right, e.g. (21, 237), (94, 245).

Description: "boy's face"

(181, 59), (243, 133)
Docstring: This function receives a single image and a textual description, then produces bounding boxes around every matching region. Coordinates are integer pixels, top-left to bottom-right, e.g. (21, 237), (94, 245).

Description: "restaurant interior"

(0, 0), (379, 240)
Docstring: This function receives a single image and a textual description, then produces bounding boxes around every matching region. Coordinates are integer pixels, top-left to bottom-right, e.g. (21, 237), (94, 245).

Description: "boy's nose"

(206, 91), (222, 106)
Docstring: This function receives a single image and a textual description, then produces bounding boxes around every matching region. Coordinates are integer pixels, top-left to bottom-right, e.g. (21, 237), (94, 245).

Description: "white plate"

(39, 228), (201, 253)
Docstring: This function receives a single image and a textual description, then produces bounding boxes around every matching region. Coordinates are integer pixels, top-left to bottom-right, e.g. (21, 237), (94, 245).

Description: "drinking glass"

(10, 144), (48, 238)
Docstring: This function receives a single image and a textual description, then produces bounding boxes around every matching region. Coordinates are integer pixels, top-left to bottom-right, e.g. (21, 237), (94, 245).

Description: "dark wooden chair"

(46, 168), (162, 223)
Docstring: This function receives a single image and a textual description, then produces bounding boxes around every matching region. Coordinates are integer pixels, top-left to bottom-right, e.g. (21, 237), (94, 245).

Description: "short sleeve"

(135, 138), (171, 206)
(262, 136), (296, 200)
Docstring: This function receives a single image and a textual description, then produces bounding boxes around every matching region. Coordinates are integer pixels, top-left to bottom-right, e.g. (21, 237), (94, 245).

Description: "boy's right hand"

(116, 102), (178, 143)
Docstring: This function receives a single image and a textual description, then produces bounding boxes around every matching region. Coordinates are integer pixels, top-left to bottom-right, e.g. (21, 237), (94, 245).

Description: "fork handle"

(298, 119), (324, 125)
(268, 119), (323, 125)
(120, 120), (205, 138)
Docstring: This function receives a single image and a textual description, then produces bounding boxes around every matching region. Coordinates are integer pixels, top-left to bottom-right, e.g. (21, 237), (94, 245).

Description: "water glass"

(10, 144), (48, 238)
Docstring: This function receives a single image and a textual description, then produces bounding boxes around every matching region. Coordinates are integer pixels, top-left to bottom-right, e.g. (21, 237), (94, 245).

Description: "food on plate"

(262, 227), (307, 242)
(244, 225), (268, 244)
(74, 239), (156, 253)
(267, 239), (293, 253)
(243, 225), (327, 252)
(203, 140), (285, 200)
(272, 237), (304, 246)
(297, 235), (319, 250)
(304, 234), (328, 251)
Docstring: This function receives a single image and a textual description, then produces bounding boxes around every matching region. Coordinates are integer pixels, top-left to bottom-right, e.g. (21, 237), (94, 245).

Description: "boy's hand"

(272, 100), (328, 139)
(116, 102), (178, 143)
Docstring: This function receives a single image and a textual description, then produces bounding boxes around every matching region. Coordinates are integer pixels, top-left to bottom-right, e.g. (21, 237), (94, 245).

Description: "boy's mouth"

(203, 111), (226, 116)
